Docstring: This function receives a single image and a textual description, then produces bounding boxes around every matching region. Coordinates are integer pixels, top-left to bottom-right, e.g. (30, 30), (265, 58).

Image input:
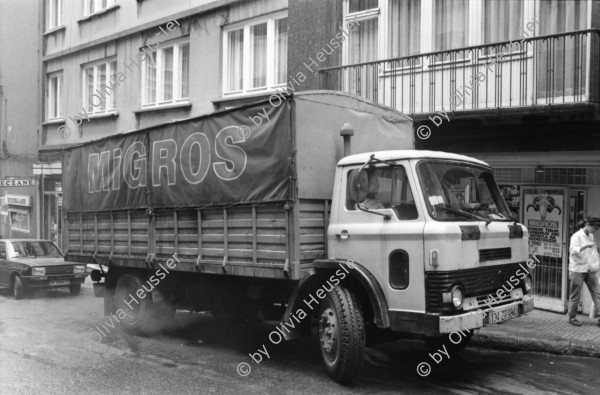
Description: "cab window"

(0, 243), (6, 259)
(346, 166), (418, 220)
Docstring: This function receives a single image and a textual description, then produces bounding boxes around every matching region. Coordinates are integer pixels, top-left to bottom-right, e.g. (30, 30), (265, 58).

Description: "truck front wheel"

(318, 285), (365, 383)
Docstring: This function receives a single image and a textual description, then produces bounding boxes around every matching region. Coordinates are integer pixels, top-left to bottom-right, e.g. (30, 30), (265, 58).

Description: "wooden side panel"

(298, 199), (330, 264)
(66, 204), (295, 279)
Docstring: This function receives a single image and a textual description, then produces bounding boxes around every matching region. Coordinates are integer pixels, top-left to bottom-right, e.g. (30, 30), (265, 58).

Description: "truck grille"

(425, 262), (523, 312)
(45, 266), (74, 275)
(479, 247), (511, 262)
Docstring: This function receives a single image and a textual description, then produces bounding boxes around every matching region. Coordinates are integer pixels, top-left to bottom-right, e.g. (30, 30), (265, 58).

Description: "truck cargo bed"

(66, 199), (329, 280)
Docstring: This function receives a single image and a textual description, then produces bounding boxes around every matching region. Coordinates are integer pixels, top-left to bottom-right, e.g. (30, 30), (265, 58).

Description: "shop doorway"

(521, 186), (569, 312)
(43, 180), (62, 250)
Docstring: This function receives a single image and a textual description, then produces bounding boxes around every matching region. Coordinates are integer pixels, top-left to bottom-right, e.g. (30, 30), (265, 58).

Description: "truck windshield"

(417, 161), (512, 222)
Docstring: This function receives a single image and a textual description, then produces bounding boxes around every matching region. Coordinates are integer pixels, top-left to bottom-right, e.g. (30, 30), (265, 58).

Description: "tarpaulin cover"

(62, 101), (292, 212)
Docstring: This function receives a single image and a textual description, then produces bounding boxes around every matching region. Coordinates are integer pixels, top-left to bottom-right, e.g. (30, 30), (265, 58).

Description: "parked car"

(0, 239), (88, 299)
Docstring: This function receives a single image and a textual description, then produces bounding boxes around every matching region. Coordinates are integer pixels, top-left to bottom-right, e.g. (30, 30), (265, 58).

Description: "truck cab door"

(328, 163), (426, 313)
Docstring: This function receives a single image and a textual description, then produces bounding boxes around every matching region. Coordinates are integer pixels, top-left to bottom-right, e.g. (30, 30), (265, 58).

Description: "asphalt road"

(1, 282), (599, 395)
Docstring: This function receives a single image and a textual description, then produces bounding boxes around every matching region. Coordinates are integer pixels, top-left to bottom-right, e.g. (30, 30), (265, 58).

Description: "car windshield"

(417, 161), (513, 222)
(8, 241), (63, 258)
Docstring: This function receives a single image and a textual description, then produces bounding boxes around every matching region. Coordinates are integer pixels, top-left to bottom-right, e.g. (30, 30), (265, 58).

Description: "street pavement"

(473, 308), (600, 358)
(1, 282), (600, 394)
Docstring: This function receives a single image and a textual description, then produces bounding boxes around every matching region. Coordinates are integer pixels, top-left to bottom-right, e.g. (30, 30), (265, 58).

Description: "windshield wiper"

(439, 207), (491, 226)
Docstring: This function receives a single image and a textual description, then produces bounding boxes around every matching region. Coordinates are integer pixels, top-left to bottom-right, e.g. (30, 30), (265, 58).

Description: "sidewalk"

(471, 309), (600, 358)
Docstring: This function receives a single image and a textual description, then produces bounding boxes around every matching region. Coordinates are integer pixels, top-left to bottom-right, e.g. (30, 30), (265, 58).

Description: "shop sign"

(6, 195), (31, 207)
(0, 179), (38, 187)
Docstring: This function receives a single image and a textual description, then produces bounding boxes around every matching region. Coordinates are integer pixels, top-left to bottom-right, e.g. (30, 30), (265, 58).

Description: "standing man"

(568, 216), (600, 326)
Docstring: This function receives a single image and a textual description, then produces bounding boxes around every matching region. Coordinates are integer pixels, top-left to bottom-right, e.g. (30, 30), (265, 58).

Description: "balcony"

(319, 29), (599, 117)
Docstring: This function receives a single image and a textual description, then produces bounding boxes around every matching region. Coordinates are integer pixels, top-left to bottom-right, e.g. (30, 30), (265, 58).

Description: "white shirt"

(569, 228), (596, 273)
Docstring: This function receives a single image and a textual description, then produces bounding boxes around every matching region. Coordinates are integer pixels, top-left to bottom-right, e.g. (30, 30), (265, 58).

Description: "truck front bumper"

(439, 295), (534, 334)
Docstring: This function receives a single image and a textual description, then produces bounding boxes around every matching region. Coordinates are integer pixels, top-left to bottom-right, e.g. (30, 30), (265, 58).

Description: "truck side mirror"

(349, 170), (368, 203)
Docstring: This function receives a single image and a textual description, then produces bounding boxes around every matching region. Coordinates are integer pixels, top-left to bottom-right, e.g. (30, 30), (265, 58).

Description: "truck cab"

(326, 150), (534, 341)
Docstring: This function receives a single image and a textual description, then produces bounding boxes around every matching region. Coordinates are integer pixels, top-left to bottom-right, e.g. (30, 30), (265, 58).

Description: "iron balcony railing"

(319, 29), (599, 115)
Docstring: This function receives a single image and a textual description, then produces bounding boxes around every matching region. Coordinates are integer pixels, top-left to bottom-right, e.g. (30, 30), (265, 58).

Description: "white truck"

(63, 92), (533, 382)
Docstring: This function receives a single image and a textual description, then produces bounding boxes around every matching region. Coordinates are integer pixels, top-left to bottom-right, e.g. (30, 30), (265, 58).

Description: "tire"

(114, 273), (155, 333)
(425, 330), (473, 353)
(318, 285), (365, 383)
(13, 276), (27, 300)
(69, 283), (82, 295)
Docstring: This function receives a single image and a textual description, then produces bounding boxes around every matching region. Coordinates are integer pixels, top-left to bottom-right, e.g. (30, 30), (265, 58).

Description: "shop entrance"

(43, 179), (63, 250)
(521, 186), (569, 312)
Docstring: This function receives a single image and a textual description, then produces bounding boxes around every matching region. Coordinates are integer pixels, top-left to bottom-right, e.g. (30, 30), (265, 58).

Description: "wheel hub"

(319, 307), (338, 356)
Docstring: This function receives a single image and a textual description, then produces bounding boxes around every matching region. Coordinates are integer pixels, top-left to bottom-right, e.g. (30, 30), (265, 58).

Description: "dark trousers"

(567, 271), (600, 319)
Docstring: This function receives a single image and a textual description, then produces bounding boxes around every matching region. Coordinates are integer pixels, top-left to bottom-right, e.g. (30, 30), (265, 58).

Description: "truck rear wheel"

(318, 285), (365, 383)
(115, 273), (154, 333)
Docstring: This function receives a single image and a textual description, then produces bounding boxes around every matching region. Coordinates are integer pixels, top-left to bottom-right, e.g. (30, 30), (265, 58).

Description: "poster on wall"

(9, 210), (30, 233)
(522, 188), (565, 258)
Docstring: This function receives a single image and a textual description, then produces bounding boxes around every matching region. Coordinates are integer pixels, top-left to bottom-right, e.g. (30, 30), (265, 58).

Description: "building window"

(346, 0), (379, 64)
(484, 0), (524, 44)
(222, 12), (288, 96)
(434, 0), (469, 52)
(83, 59), (117, 114)
(84, 0), (116, 17)
(46, 72), (63, 120)
(389, 0), (420, 58)
(537, 0), (589, 99)
(274, 18), (288, 85)
(47, 0), (63, 30)
(141, 41), (189, 107)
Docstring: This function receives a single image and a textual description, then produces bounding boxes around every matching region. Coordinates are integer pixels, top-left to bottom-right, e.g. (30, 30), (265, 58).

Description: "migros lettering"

(87, 126), (248, 193)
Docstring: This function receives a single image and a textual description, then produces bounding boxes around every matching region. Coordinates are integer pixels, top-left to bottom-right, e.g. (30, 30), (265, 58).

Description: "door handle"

(337, 230), (349, 240)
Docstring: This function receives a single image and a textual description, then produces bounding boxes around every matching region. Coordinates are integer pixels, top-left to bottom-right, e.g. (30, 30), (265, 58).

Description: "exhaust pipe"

(340, 123), (354, 157)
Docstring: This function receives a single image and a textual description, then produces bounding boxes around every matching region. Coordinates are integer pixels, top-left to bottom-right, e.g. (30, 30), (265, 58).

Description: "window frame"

(46, 72), (63, 121)
(47, 0), (63, 30)
(82, 58), (118, 115)
(222, 11), (288, 97)
(84, 0), (116, 17)
(141, 39), (190, 108)
(343, 0), (381, 66)
(345, 164), (419, 221)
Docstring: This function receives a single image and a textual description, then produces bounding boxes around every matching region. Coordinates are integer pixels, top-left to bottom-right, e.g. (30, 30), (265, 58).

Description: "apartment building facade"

(0, 0), (42, 240)
(308, 0), (600, 314)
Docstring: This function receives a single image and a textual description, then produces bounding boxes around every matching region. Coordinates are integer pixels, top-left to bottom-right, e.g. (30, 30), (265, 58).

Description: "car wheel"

(318, 285), (365, 383)
(69, 283), (81, 295)
(13, 276), (27, 300)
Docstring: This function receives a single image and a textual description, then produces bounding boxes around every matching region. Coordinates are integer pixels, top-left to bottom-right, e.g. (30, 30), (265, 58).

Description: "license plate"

(489, 304), (519, 324)
(49, 280), (70, 286)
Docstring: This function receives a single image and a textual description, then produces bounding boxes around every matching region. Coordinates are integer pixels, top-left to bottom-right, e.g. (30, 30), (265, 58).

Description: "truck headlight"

(523, 276), (532, 294)
(32, 267), (46, 276)
(73, 265), (86, 274)
(451, 285), (464, 309)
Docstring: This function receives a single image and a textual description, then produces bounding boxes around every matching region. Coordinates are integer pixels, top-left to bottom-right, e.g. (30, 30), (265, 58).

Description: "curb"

(471, 332), (600, 359)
